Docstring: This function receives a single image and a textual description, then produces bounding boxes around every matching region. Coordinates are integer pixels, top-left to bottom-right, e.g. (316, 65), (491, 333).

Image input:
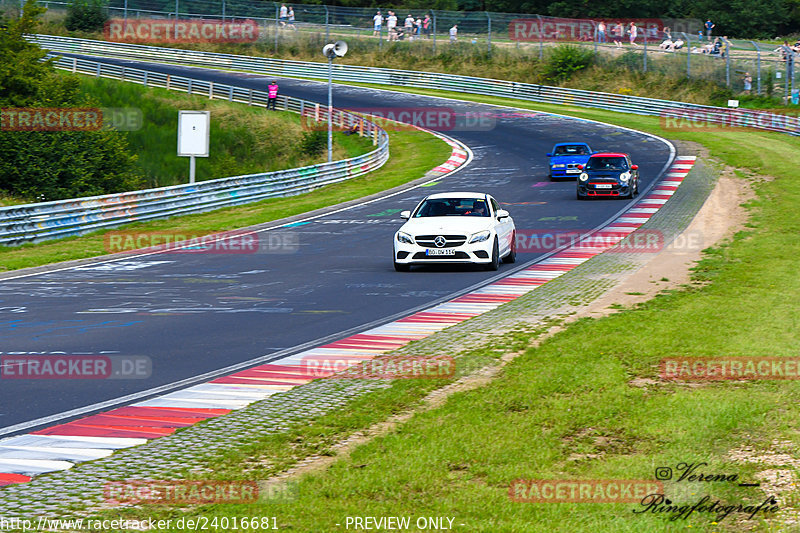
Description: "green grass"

(85, 90), (800, 532)
(76, 75), (372, 188)
(0, 126), (449, 272)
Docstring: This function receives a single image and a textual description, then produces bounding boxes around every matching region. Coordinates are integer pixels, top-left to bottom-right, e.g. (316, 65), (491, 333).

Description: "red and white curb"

(431, 140), (469, 174)
(0, 157), (695, 488)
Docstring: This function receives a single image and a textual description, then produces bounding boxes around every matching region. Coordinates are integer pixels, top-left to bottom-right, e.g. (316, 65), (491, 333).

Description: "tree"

(0, 0), (144, 201)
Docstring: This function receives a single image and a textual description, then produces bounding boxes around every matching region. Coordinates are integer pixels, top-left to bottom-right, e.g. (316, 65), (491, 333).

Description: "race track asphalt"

(0, 57), (673, 435)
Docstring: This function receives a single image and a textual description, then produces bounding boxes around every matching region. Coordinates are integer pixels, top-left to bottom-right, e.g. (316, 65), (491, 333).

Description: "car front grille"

(414, 235), (467, 248)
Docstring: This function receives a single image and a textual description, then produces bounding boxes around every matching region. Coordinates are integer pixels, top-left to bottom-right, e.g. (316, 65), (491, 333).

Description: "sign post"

(177, 111), (210, 184)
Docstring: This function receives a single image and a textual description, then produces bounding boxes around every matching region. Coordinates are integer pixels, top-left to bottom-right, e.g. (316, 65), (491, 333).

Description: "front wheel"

(394, 261), (410, 272)
(502, 232), (517, 264)
(485, 238), (500, 271)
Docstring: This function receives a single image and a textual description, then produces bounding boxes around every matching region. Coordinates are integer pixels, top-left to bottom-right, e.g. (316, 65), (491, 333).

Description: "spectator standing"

(662, 26), (671, 40)
(287, 7), (296, 30)
(423, 14), (431, 39)
(372, 11), (382, 36)
(279, 4), (287, 27)
(387, 11), (398, 41)
(404, 14), (414, 41)
(613, 21), (623, 48)
(628, 22), (638, 47)
(743, 72), (752, 94)
(705, 19), (714, 40)
(415, 18), (422, 39)
(449, 24), (457, 43)
(597, 21), (606, 43)
(267, 81), (279, 110)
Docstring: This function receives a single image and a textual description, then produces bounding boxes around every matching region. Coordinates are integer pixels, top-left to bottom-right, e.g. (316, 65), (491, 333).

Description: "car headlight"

(551, 164), (566, 168)
(619, 172), (630, 182)
(396, 232), (413, 245)
(579, 173), (589, 181)
(469, 230), (490, 244)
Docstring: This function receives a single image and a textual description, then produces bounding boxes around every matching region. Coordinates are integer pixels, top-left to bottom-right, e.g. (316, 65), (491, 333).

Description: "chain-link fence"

(5, 0), (798, 100)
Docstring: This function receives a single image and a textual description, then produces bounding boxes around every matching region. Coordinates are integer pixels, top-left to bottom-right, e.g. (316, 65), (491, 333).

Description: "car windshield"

(553, 145), (589, 156)
(585, 156), (628, 171)
(414, 198), (489, 217)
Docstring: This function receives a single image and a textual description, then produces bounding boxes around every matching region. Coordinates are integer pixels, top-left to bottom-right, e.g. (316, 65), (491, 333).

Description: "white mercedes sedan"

(393, 192), (516, 272)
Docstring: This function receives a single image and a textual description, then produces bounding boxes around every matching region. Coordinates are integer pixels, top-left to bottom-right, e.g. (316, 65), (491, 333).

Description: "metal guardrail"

(0, 53), (390, 246)
(31, 35), (800, 137)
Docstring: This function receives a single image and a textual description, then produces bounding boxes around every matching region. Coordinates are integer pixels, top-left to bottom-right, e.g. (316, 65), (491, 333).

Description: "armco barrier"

(30, 35), (800, 136)
(0, 53), (389, 246)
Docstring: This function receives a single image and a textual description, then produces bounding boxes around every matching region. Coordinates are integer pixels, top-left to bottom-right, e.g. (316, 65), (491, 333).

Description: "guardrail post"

(166, 75), (171, 90)
(284, 96), (288, 110)
(188, 79), (193, 95)
(72, 57), (77, 73)
(229, 86), (234, 101)
(143, 71), (148, 87)
(324, 5), (330, 45)
(683, 33), (691, 79)
(536, 15), (544, 60)
(724, 37), (731, 87)
(209, 81), (214, 99)
(299, 99), (304, 116)
(486, 12), (491, 55)
(643, 32), (647, 72)
(96, 63), (101, 77)
(274, 5), (279, 54)
(750, 41), (762, 95)
(249, 88), (253, 105)
(121, 66), (125, 80)
(372, 126), (378, 145)
(432, 12), (436, 53)
(315, 103), (320, 122)
(222, 0), (226, 22)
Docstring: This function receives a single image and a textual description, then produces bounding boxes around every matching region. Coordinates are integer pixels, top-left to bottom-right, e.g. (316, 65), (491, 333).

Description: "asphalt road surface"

(0, 56), (673, 436)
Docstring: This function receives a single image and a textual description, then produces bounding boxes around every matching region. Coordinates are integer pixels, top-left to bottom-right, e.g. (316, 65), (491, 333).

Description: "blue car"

(546, 142), (593, 180)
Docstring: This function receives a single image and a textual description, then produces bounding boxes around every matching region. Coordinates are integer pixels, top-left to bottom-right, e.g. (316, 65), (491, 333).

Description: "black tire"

(394, 261), (410, 272)
(633, 179), (640, 196)
(485, 238), (500, 271)
(503, 232), (517, 263)
(577, 190), (585, 200)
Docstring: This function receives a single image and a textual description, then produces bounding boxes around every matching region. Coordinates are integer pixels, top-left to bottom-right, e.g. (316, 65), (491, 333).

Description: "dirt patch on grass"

(253, 159), (753, 487)
(583, 168), (753, 318)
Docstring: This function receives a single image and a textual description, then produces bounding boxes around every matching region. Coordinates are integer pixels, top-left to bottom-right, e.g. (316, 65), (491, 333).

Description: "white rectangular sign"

(177, 110), (210, 157)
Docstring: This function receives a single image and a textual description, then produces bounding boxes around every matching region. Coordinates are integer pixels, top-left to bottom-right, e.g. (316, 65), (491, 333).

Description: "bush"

(0, 129), (144, 201)
(64, 0), (107, 33)
(541, 45), (595, 83)
(300, 129), (327, 156)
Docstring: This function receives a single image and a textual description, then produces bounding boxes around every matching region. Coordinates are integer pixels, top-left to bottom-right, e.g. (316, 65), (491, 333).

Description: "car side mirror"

(546, 153), (552, 157)
(631, 164), (638, 170)
(577, 164), (584, 170)
(400, 210), (411, 219)
(496, 209), (510, 220)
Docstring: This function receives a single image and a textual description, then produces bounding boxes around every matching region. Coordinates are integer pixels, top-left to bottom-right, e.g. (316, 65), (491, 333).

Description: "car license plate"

(426, 248), (455, 256)
(594, 183), (612, 189)
(566, 168), (580, 174)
